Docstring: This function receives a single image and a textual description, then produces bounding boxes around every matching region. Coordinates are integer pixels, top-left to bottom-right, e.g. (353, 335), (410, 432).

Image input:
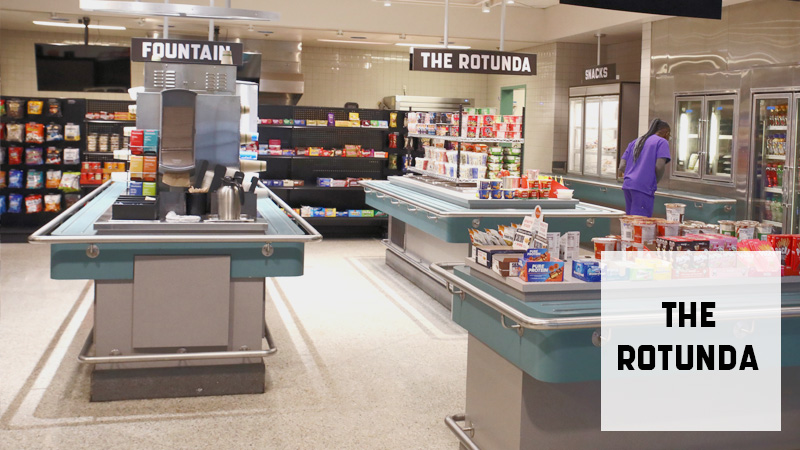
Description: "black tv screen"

(35, 44), (131, 92)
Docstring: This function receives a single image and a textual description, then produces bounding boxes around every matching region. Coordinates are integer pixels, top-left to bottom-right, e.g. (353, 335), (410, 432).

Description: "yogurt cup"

(491, 189), (503, 199)
(620, 218), (635, 242)
(478, 179), (492, 190)
(502, 189), (516, 199)
(592, 237), (617, 260)
(718, 220), (736, 236)
(633, 220), (656, 244)
(757, 224), (773, 240)
(502, 176), (521, 190)
(489, 180), (503, 190)
(665, 203), (686, 223)
(477, 189), (491, 199)
(657, 221), (681, 237)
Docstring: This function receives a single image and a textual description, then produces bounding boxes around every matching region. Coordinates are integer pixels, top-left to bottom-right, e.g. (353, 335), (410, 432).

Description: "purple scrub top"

(621, 135), (671, 196)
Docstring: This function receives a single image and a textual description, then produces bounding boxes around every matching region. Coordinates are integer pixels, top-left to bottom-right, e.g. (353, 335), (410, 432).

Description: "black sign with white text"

(584, 63), (616, 83)
(410, 49), (536, 76)
(560, 0), (722, 19)
(131, 38), (243, 65)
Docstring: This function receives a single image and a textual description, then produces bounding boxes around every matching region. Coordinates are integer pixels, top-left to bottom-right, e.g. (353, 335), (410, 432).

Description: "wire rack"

(85, 99), (135, 114)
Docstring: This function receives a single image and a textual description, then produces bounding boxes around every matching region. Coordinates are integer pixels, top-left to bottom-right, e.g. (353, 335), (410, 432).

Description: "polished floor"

(0, 238), (467, 449)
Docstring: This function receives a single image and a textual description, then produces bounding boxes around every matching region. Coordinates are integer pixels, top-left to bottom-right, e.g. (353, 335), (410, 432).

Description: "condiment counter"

(29, 181), (321, 401)
(361, 176), (624, 308)
(434, 260), (800, 450)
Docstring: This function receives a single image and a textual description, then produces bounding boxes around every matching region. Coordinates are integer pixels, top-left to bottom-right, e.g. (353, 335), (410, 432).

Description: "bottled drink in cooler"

(765, 194), (773, 221)
(777, 164), (784, 187)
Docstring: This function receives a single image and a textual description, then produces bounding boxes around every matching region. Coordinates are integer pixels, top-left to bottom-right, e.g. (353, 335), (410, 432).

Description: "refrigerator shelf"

(763, 220), (783, 228)
(406, 134), (525, 144)
(764, 187), (783, 194)
(769, 126), (788, 131)
(766, 154), (786, 160)
(407, 167), (478, 184)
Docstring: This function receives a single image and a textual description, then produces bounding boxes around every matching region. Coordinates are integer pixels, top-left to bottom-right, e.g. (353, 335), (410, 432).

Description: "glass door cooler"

(752, 95), (792, 232)
(567, 83), (640, 179)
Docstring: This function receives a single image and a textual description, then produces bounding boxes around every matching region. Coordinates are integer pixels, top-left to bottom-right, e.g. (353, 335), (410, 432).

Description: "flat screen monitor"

(35, 44), (131, 93)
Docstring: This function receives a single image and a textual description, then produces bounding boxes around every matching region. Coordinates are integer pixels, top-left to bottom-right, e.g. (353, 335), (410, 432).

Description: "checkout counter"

(362, 175), (624, 309)
(559, 175), (737, 223)
(432, 260), (800, 450)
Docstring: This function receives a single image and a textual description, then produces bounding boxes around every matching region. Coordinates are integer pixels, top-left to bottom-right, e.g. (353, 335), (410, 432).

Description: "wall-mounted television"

(35, 44), (131, 93)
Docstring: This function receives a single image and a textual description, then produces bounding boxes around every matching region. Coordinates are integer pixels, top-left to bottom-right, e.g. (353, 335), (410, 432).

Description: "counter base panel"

(91, 362), (265, 402)
(464, 334), (800, 450)
(385, 247), (452, 310)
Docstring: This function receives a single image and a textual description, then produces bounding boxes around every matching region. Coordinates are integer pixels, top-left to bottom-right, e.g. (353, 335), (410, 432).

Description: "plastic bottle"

(767, 164), (774, 187)
(765, 194), (773, 221)
(777, 164), (784, 187)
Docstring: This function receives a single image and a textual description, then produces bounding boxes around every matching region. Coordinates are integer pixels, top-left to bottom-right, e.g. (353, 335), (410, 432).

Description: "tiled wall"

(299, 46), (489, 109)
(0, 30), (144, 101)
(606, 40), (642, 82)
(639, 23), (652, 135)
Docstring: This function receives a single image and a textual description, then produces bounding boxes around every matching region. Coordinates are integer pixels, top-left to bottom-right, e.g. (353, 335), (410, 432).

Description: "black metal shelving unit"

(81, 99), (135, 190)
(257, 105), (404, 236)
(0, 97), (85, 242)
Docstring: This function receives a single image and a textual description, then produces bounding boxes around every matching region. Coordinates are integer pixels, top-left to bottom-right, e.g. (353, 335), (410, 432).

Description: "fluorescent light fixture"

(79, 0), (279, 21)
(384, 0), (391, 5)
(33, 20), (126, 30)
(482, 2), (490, 12)
(317, 39), (390, 45)
(506, 0), (515, 3)
(395, 43), (471, 49)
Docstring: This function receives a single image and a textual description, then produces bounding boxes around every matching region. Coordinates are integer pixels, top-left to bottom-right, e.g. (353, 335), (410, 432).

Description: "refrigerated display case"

(567, 83), (639, 179)
(752, 94), (792, 232)
(673, 95), (736, 183)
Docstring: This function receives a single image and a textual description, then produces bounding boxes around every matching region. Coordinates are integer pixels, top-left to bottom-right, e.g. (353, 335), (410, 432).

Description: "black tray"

(112, 196), (158, 220)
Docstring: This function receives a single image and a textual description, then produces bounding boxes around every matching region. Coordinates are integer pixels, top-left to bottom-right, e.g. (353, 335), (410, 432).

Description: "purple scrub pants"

(623, 188), (655, 217)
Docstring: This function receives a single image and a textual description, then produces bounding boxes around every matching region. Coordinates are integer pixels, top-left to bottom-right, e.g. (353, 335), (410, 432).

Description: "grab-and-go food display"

(407, 108), (524, 182)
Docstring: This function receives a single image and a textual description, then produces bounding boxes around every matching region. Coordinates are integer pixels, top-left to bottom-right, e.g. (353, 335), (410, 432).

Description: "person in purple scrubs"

(617, 119), (671, 217)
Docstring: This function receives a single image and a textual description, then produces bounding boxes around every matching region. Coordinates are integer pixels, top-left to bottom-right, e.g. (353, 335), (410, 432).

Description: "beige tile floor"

(0, 238), (467, 449)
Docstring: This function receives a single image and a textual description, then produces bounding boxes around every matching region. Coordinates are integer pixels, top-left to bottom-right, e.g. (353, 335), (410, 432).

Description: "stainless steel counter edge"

(431, 262), (800, 333)
(362, 181), (624, 218)
(28, 180), (323, 244)
(558, 175), (736, 204)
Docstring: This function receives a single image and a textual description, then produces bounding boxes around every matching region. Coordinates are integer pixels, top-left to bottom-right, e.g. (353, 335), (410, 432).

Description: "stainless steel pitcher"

(217, 176), (244, 221)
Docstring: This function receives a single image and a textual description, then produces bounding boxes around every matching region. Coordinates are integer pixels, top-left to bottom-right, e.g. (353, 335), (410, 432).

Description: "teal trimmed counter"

(29, 181), (321, 401)
(559, 175), (737, 223)
(434, 261), (800, 450)
(361, 177), (624, 309)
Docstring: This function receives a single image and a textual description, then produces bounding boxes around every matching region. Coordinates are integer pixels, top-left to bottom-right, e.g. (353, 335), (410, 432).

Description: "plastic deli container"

(592, 237), (618, 259)
(633, 220), (656, 244)
(620, 218), (635, 242)
(735, 220), (759, 241)
(665, 203), (686, 223)
(657, 221), (681, 237)
(757, 224), (773, 240)
(718, 220), (736, 236)
(502, 176), (521, 190)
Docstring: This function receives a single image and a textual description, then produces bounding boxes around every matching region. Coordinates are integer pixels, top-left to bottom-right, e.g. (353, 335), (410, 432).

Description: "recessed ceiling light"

(49, 12), (70, 22)
(336, 30), (344, 36)
(482, 2), (490, 13)
(384, 0), (391, 5)
(33, 20), (126, 30)
(318, 39), (389, 45)
(506, 0), (514, 3)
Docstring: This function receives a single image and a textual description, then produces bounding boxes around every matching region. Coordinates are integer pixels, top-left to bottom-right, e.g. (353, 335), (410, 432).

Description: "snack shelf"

(407, 167), (478, 184)
(84, 119), (135, 124)
(764, 187), (783, 194)
(407, 133), (524, 144)
(268, 186), (364, 191)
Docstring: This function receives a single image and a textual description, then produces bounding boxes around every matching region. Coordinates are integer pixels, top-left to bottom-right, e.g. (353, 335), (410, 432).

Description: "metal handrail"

(445, 414), (479, 450)
(78, 317), (277, 364)
(431, 262), (800, 334)
(558, 175), (736, 205)
(28, 181), (323, 244)
(362, 182), (624, 219)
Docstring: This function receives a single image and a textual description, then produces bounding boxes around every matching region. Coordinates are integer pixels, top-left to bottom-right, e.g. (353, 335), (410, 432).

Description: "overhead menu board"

(411, 49), (536, 76)
(559, 0), (722, 20)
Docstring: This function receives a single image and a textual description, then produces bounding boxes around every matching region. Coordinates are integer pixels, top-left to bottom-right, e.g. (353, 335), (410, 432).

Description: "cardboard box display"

(473, 245), (525, 268)
(572, 258), (601, 282)
(519, 258), (565, 282)
(523, 248), (550, 262)
(492, 255), (523, 278)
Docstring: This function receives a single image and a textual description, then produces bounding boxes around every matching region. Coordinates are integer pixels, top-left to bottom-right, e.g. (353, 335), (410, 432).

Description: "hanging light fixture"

(482, 2), (491, 13)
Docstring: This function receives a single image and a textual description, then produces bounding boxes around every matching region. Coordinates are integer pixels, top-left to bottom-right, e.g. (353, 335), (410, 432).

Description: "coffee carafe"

(217, 176), (244, 220)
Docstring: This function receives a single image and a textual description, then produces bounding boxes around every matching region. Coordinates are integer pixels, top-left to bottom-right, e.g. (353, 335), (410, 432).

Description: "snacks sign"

(583, 63), (616, 82)
(559, 0), (722, 19)
(131, 38), (243, 65)
(411, 49), (536, 76)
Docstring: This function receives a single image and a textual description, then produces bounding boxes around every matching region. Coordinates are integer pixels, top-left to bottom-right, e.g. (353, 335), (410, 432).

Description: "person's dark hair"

(633, 118), (670, 162)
